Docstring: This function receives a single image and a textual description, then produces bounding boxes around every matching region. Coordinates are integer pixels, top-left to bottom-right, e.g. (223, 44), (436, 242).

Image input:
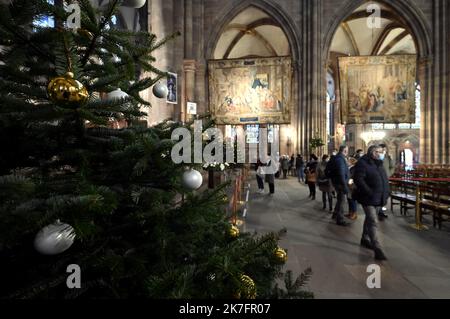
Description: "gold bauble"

(228, 224), (239, 238)
(275, 247), (287, 263)
(47, 72), (89, 105)
(240, 274), (256, 299)
(77, 28), (94, 40)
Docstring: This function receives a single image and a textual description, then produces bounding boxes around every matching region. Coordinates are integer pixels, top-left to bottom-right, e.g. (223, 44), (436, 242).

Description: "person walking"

(353, 145), (390, 260)
(255, 159), (265, 193)
(281, 155), (289, 179)
(305, 154), (318, 200)
(329, 145), (350, 226)
(264, 156), (278, 195)
(316, 154), (333, 212)
(345, 157), (358, 220)
(296, 154), (305, 183)
(378, 143), (394, 220)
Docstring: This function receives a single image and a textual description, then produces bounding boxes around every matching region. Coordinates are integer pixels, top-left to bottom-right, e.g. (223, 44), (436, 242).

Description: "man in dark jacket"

(330, 145), (350, 226)
(354, 144), (390, 260)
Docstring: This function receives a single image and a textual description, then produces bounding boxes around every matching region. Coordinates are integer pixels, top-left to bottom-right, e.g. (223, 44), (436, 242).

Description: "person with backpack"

(327, 145), (350, 226)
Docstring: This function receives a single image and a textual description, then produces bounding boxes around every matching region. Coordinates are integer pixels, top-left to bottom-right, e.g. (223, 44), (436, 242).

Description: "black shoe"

(331, 213), (337, 219)
(336, 221), (349, 226)
(374, 247), (387, 260)
(360, 239), (373, 250)
(379, 212), (388, 218)
(311, 196), (315, 200)
(322, 205), (326, 210)
(329, 208), (333, 213)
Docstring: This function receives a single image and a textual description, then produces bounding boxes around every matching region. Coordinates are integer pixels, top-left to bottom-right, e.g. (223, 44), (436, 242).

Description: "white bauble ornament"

(34, 221), (76, 255)
(105, 88), (129, 101)
(122, 0), (146, 8)
(152, 82), (168, 99)
(182, 169), (203, 190)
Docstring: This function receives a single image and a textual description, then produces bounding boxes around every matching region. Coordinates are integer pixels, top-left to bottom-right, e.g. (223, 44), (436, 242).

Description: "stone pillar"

(182, 60), (196, 123)
(420, 0), (450, 164)
(299, 0), (324, 156)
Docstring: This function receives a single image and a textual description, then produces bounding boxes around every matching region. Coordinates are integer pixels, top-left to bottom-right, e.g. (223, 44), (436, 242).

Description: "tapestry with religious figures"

(338, 55), (416, 124)
(208, 57), (292, 124)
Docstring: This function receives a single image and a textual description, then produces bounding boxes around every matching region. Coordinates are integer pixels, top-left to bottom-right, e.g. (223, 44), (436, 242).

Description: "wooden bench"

(390, 180), (417, 216)
(420, 185), (450, 229)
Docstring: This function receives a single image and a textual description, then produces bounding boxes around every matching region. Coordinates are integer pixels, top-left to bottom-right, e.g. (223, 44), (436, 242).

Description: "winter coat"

(295, 156), (304, 168)
(353, 154), (390, 206)
(305, 160), (318, 183)
(281, 157), (290, 170)
(316, 161), (333, 193)
(330, 153), (349, 189)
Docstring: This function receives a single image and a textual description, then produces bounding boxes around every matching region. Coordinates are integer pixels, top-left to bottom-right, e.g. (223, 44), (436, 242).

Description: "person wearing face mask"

(353, 144), (390, 260)
(378, 143), (395, 220)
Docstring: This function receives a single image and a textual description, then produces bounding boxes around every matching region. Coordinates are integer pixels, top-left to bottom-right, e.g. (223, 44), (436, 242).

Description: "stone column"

(182, 60), (196, 123)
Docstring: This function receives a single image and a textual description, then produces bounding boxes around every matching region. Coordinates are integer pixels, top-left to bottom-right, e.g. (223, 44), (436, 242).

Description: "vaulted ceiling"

(213, 7), (289, 59)
(330, 2), (416, 57)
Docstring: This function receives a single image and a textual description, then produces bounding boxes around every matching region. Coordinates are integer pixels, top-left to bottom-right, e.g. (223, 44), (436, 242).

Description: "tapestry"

(338, 55), (416, 124)
(208, 57), (292, 124)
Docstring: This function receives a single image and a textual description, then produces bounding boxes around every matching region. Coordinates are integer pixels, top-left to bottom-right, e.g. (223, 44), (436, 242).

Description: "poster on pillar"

(208, 57), (292, 124)
(166, 72), (177, 104)
(338, 55), (416, 124)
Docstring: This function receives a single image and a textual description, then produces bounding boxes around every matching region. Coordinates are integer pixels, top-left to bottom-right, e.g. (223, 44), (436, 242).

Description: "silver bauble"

(152, 82), (168, 99)
(105, 88), (129, 101)
(34, 221), (76, 255)
(182, 169), (203, 190)
(122, 0), (146, 8)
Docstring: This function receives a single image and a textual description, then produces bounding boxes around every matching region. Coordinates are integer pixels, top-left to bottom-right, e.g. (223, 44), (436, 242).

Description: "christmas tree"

(0, 0), (312, 298)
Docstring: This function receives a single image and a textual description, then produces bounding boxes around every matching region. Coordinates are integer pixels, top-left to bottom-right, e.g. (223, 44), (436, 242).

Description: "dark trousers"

(282, 169), (287, 179)
(268, 182), (275, 194)
(362, 205), (381, 249)
(256, 175), (264, 190)
(334, 185), (347, 223)
(297, 167), (305, 182)
(322, 191), (333, 210)
(307, 182), (316, 198)
(348, 198), (357, 212)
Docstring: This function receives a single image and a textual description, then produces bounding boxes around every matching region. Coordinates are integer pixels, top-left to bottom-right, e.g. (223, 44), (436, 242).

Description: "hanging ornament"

(207, 273), (216, 282)
(105, 88), (129, 101)
(275, 247), (287, 263)
(227, 224), (239, 239)
(34, 221), (76, 255)
(152, 82), (168, 99)
(121, 0), (146, 8)
(239, 274), (256, 299)
(182, 169), (203, 190)
(77, 28), (94, 40)
(47, 72), (89, 106)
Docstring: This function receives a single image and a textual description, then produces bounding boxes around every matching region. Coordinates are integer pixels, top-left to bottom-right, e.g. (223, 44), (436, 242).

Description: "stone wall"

(143, 0), (449, 163)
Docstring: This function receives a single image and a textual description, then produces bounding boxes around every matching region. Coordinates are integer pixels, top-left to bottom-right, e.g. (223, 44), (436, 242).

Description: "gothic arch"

(322, 0), (432, 61)
(205, 0), (301, 63)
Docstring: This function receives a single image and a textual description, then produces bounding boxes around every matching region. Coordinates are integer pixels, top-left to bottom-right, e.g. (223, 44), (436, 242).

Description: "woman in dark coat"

(316, 154), (333, 211)
(305, 154), (318, 200)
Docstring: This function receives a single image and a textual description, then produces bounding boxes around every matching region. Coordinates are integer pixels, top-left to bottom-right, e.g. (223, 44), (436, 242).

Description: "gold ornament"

(275, 247), (287, 263)
(239, 274), (256, 299)
(228, 224), (239, 238)
(77, 28), (94, 40)
(47, 72), (89, 105)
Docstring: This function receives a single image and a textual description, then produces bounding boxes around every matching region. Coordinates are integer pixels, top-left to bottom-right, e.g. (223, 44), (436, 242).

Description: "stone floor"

(242, 174), (450, 299)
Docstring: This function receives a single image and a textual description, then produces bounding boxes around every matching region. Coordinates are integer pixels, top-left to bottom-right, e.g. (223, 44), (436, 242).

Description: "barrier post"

(411, 184), (428, 230)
